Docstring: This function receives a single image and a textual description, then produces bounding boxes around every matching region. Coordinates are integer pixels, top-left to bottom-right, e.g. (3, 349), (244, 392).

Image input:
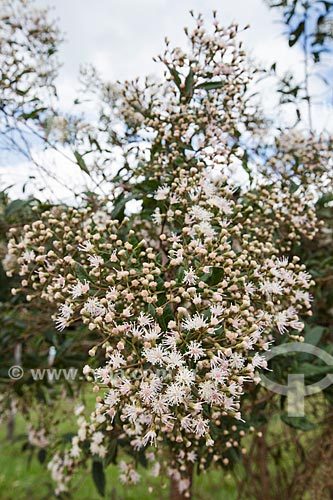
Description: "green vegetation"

(0, 415), (238, 500)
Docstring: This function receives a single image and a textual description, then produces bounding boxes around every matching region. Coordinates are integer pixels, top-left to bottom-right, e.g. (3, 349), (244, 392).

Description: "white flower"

(260, 280), (283, 295)
(175, 367), (195, 386)
(163, 350), (184, 368)
(91, 431), (104, 445)
(182, 313), (208, 331)
(92, 210), (109, 227)
(78, 240), (93, 252)
(180, 415), (193, 432)
(54, 316), (69, 332)
(143, 346), (165, 366)
(22, 250), (35, 263)
(297, 271), (312, 285)
(162, 331), (179, 349)
(139, 382), (157, 403)
(197, 221), (216, 238)
(229, 353), (245, 370)
(209, 366), (228, 384)
(193, 293), (202, 305)
(90, 442), (106, 457)
(289, 320), (304, 331)
(251, 353), (268, 369)
(187, 450), (197, 463)
(69, 279), (90, 299)
(94, 367), (111, 384)
(210, 304), (225, 317)
(123, 404), (141, 423)
(208, 196), (233, 214)
(152, 208), (163, 224)
(294, 290), (312, 302)
(244, 282), (256, 295)
(108, 351), (126, 370)
(54, 275), (66, 288)
(183, 267), (197, 285)
(186, 341), (205, 361)
(164, 383), (186, 405)
(155, 185), (170, 200)
(170, 194), (179, 204)
(116, 378), (131, 396)
(84, 298), (106, 317)
(137, 312), (154, 327)
(192, 417), (209, 437)
(142, 430), (157, 447)
(59, 303), (74, 319)
(122, 306), (133, 318)
(143, 325), (161, 341)
(170, 247), (184, 265)
(228, 382), (242, 396)
(275, 257), (289, 267)
(110, 250), (118, 262)
(199, 380), (223, 404)
(275, 310), (290, 334)
(104, 389), (120, 407)
(151, 397), (170, 415)
(70, 444), (81, 458)
(106, 286), (118, 301)
(169, 233), (181, 245)
(88, 254), (104, 268)
(210, 351), (229, 369)
(189, 205), (213, 222)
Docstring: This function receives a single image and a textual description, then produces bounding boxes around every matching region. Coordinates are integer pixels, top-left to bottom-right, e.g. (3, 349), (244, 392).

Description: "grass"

(1, 389), (322, 500)
(0, 411), (238, 500)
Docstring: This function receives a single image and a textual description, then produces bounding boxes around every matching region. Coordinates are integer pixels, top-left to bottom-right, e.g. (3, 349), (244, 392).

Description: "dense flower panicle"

(4, 12), (319, 497)
(5, 170), (313, 493)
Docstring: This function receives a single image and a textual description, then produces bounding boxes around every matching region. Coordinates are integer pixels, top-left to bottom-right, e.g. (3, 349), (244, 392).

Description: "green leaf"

(74, 262), (91, 283)
(88, 135), (103, 152)
(289, 180), (300, 194)
(92, 460), (106, 497)
(281, 415), (315, 431)
(184, 69), (194, 98)
(196, 81), (224, 91)
(110, 193), (126, 220)
(20, 107), (47, 120)
(167, 65), (181, 89)
(38, 449), (47, 464)
(297, 362), (333, 378)
(289, 21), (305, 47)
(4, 199), (30, 217)
(208, 267), (224, 286)
(304, 325), (324, 346)
(241, 150), (253, 184)
(105, 438), (118, 466)
(111, 193), (136, 220)
(74, 151), (90, 175)
(61, 432), (77, 443)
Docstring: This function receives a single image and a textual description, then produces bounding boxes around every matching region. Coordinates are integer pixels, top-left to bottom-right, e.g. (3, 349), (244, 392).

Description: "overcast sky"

(42, 0), (296, 108)
(2, 1), (331, 200)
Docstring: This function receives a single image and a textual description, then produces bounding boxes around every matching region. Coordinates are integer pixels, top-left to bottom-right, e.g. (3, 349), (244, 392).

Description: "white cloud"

(2, 1), (332, 200)
(41, 0), (301, 104)
(0, 147), (88, 203)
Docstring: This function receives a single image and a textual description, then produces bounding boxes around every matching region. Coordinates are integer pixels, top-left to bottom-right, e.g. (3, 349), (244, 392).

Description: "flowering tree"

(0, 0), (61, 161)
(222, 1), (333, 497)
(0, 0), (93, 199)
(4, 13), (322, 499)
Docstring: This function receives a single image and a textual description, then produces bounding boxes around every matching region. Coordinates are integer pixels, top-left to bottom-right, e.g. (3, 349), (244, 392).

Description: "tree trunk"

(170, 464), (193, 500)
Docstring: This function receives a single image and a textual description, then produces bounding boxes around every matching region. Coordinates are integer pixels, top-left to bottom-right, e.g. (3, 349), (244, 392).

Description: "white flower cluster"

(6, 169), (313, 494)
(5, 13), (317, 498)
